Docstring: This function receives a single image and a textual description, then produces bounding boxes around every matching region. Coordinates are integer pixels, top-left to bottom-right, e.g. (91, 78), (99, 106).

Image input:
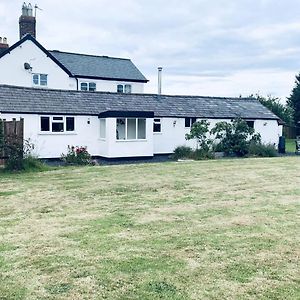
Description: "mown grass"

(0, 157), (299, 299)
(286, 138), (296, 153)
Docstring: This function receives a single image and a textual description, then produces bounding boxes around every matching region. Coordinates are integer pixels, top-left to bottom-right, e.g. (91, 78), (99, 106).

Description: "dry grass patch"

(0, 157), (299, 299)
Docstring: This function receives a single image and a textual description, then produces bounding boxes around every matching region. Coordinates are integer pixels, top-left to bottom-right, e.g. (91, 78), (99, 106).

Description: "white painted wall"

(105, 118), (153, 158)
(0, 39), (145, 93)
(77, 78), (144, 93)
(0, 39), (75, 90)
(153, 118), (281, 154)
(0, 113), (281, 158)
(0, 114), (153, 158)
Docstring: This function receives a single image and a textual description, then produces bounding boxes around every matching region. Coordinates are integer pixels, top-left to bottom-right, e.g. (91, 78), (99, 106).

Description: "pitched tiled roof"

(0, 35), (148, 82)
(0, 85), (279, 120)
(49, 51), (148, 82)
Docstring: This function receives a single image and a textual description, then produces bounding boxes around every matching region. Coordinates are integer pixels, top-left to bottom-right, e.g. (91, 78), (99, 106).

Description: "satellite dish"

(24, 62), (32, 70)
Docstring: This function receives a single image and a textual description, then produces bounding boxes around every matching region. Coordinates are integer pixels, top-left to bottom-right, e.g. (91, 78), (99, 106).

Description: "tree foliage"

(210, 118), (261, 157)
(256, 95), (293, 125)
(287, 73), (300, 130)
(185, 120), (212, 152)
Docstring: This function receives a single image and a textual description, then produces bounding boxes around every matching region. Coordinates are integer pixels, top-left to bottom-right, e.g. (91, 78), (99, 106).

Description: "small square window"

(40, 116), (50, 131)
(81, 82), (88, 91)
(117, 85), (124, 93)
(40, 74), (48, 86)
(153, 118), (161, 133)
(52, 122), (64, 132)
(66, 117), (75, 131)
(124, 84), (132, 93)
(89, 82), (96, 91)
(33, 74), (39, 85)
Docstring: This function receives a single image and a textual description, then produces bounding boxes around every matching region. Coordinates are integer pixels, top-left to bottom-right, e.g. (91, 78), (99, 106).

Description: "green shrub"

(172, 146), (193, 160)
(192, 149), (214, 160)
(61, 146), (92, 165)
(211, 118), (261, 157)
(248, 142), (278, 157)
(4, 139), (45, 172)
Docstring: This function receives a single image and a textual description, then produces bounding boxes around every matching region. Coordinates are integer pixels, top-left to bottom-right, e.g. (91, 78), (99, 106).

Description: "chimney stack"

(0, 37), (9, 50)
(158, 67), (163, 95)
(19, 2), (36, 39)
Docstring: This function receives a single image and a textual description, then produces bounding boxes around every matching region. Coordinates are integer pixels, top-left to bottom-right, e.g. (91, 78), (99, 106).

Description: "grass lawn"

(0, 157), (299, 300)
(286, 139), (296, 153)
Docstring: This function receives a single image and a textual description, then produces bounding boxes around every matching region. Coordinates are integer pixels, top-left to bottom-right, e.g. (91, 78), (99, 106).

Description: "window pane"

(66, 117), (75, 131)
(40, 116), (50, 131)
(185, 117), (190, 127)
(127, 118), (136, 139)
(40, 74), (47, 86)
(191, 118), (197, 125)
(52, 122), (64, 132)
(124, 84), (132, 93)
(246, 121), (254, 128)
(81, 83), (88, 91)
(53, 116), (63, 121)
(153, 123), (161, 133)
(117, 85), (123, 93)
(138, 118), (146, 139)
(116, 118), (126, 140)
(33, 74), (39, 85)
(89, 82), (96, 91)
(154, 118), (160, 122)
(100, 119), (106, 139)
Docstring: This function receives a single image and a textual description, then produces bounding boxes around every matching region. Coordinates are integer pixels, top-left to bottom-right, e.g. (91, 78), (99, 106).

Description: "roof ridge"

(0, 84), (257, 101)
(49, 50), (131, 61)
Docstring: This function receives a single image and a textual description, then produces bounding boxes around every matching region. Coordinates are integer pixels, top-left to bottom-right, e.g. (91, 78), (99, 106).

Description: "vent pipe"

(158, 67), (163, 95)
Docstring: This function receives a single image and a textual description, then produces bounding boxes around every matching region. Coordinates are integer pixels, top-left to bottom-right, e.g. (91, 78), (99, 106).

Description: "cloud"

(1, 0), (300, 100)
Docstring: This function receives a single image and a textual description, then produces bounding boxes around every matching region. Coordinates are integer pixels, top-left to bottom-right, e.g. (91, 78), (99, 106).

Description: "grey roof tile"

(49, 51), (148, 82)
(0, 85), (279, 121)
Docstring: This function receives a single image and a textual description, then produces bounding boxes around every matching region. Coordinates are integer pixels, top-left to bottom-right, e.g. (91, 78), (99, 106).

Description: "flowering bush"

(61, 145), (92, 165)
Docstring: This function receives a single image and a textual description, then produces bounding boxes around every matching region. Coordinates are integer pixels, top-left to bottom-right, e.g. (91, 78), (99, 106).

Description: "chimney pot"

(19, 2), (36, 39)
(158, 67), (163, 95)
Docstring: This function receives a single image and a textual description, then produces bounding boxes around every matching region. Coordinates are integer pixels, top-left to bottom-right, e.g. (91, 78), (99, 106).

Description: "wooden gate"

(0, 119), (24, 166)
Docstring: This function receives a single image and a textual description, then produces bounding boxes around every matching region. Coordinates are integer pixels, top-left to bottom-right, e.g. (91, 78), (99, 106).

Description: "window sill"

(38, 132), (77, 136)
(98, 138), (106, 141)
(153, 132), (162, 135)
(116, 139), (147, 142)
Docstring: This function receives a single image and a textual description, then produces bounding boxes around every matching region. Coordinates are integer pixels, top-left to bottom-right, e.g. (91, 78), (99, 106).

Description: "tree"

(256, 95), (293, 125)
(185, 120), (212, 152)
(287, 73), (300, 133)
(210, 118), (261, 157)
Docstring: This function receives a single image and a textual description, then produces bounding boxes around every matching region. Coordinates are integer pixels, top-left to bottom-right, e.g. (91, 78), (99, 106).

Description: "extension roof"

(0, 85), (280, 121)
(0, 35), (148, 83)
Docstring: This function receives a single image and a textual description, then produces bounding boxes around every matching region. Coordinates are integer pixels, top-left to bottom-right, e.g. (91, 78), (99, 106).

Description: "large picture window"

(116, 118), (146, 140)
(40, 116), (75, 133)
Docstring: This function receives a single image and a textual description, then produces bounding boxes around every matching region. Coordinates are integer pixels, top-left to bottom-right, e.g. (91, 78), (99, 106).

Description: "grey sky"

(1, 0), (300, 100)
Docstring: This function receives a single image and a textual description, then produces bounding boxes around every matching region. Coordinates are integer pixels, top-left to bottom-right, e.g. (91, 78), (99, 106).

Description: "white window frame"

(153, 118), (162, 133)
(116, 118), (146, 141)
(99, 118), (106, 139)
(32, 73), (48, 87)
(39, 115), (76, 134)
(185, 117), (197, 128)
(117, 84), (132, 94)
(80, 82), (97, 91)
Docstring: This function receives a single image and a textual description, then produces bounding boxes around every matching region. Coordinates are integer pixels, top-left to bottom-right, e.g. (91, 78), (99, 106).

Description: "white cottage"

(0, 3), (148, 93)
(0, 85), (282, 159)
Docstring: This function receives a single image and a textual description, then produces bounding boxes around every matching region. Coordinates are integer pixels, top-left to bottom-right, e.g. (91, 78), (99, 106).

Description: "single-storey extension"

(0, 85), (282, 159)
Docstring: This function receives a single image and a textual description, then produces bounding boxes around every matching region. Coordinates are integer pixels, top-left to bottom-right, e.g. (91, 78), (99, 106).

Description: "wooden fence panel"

(0, 119), (24, 166)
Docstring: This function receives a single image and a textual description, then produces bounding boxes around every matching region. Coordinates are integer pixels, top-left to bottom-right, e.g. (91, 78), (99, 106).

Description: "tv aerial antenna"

(34, 4), (43, 18)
